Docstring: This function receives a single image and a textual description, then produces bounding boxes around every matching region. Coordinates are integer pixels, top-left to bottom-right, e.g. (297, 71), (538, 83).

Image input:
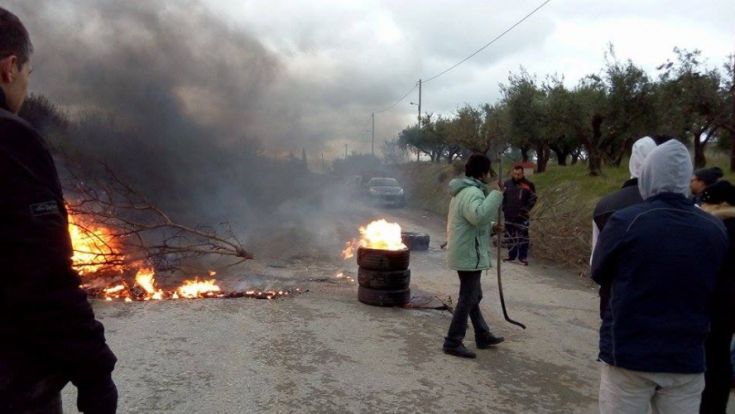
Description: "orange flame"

(66, 204), (296, 302)
(176, 278), (222, 299)
(342, 219), (407, 259)
(67, 210), (124, 275)
(135, 268), (164, 300)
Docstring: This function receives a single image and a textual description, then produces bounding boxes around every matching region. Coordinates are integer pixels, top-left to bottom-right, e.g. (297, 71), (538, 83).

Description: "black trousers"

(505, 219), (529, 260)
(0, 373), (65, 414)
(700, 323), (733, 413)
(444, 271), (490, 347)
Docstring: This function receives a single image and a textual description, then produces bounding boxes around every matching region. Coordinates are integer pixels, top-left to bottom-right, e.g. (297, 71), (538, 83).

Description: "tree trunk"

(693, 133), (706, 168)
(588, 153), (603, 176)
(551, 147), (568, 166)
(586, 114), (604, 176)
(520, 147), (530, 163)
(536, 144), (550, 173)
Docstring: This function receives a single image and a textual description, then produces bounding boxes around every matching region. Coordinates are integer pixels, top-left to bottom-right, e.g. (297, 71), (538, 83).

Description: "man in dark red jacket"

(0, 7), (117, 413)
(502, 165), (536, 265)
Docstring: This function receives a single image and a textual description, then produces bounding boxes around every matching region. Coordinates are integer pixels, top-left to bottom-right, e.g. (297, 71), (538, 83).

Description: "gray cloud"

(7, 0), (733, 159)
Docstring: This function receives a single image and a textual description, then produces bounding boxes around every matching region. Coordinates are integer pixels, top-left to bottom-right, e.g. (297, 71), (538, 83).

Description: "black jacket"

(0, 90), (116, 404)
(592, 178), (642, 232)
(710, 211), (735, 331)
(700, 210), (735, 413)
(502, 178), (536, 221)
(592, 178), (644, 317)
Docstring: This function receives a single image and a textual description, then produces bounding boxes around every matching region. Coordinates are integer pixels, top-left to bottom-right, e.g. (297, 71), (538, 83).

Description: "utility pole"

(417, 79), (422, 131)
(345, 144), (348, 159)
(371, 112), (375, 156)
(321, 152), (325, 172)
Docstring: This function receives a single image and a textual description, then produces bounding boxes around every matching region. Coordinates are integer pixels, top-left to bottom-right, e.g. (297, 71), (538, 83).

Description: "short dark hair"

(465, 154), (491, 179)
(512, 165), (524, 171)
(694, 167), (724, 186)
(0, 8), (32, 65)
(652, 134), (675, 146)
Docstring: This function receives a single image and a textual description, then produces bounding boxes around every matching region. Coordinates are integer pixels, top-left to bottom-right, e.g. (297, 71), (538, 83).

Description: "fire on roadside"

(68, 209), (298, 302)
(67, 211), (124, 275)
(342, 219), (407, 259)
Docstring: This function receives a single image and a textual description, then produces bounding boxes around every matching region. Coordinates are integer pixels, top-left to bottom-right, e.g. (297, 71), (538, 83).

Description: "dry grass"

(397, 153), (732, 274)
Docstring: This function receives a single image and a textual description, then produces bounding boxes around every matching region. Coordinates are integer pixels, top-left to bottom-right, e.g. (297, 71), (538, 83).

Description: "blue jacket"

(591, 193), (728, 373)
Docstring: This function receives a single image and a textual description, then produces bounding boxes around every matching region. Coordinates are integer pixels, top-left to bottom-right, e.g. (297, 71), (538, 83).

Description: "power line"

(362, 0), (552, 149)
(374, 82), (418, 114)
(423, 0), (552, 84)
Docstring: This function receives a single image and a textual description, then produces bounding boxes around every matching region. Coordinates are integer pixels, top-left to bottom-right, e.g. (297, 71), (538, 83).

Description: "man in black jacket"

(502, 165), (536, 265)
(590, 136), (656, 318)
(0, 8), (117, 413)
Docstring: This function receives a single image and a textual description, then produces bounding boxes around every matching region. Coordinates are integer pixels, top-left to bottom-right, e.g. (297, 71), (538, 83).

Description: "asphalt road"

(59, 202), (733, 413)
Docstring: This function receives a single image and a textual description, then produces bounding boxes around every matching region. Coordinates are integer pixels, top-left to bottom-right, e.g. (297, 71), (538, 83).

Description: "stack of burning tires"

(357, 246), (411, 307)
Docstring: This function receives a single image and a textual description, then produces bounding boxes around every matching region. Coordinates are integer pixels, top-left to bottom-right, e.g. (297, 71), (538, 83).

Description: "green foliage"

(655, 48), (728, 167)
(501, 69), (546, 165)
(394, 46), (734, 175)
(602, 50), (658, 165)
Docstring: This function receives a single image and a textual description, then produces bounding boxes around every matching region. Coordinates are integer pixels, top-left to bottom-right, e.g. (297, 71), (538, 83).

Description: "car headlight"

(369, 188), (379, 195)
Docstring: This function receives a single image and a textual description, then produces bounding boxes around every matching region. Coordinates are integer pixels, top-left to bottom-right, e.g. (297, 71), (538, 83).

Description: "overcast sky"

(17, 0), (735, 159)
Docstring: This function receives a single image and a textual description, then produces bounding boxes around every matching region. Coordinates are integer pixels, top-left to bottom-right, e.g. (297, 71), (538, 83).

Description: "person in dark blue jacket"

(591, 139), (728, 414)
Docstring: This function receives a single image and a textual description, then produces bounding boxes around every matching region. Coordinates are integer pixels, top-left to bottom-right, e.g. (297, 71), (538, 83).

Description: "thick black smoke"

(8, 1), (357, 260)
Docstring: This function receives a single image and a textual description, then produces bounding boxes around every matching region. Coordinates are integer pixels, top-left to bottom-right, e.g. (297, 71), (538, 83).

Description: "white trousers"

(599, 362), (704, 414)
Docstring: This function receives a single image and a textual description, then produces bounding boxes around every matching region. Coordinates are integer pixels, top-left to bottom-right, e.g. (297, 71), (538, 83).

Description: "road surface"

(60, 201), (732, 413)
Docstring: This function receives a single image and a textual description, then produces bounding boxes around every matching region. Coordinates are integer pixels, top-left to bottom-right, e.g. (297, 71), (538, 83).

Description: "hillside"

(395, 154), (733, 273)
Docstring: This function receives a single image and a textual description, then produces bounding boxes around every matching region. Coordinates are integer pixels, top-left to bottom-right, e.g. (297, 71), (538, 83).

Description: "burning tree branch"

(63, 161), (253, 275)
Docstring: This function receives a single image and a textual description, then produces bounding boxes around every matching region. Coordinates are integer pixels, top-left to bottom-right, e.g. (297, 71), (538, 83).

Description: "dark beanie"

(694, 167), (724, 186)
(700, 180), (735, 205)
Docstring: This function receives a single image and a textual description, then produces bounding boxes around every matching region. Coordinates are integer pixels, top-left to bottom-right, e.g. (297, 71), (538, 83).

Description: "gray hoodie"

(638, 139), (693, 200)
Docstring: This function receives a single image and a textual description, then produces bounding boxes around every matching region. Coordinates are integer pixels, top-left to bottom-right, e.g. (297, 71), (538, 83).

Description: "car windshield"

(369, 178), (399, 187)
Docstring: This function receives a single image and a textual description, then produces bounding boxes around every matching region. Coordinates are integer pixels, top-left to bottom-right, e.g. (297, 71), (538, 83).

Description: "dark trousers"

(0, 373), (66, 414)
(444, 271), (490, 347)
(700, 325), (733, 413)
(506, 219), (529, 260)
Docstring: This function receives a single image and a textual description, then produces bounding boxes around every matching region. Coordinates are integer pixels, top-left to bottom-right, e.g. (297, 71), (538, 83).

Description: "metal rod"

(496, 153), (526, 329)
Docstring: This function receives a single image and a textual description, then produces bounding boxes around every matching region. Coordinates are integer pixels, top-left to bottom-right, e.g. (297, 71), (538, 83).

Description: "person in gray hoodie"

(592, 139), (728, 414)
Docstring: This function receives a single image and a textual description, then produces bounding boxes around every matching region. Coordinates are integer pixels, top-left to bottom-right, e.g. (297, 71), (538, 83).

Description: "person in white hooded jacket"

(590, 136), (657, 317)
(592, 139), (728, 414)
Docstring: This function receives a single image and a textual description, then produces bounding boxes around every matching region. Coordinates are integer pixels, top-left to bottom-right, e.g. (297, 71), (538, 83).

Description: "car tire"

(356, 247), (410, 271)
(357, 268), (411, 290)
(401, 232), (430, 251)
(358, 286), (411, 307)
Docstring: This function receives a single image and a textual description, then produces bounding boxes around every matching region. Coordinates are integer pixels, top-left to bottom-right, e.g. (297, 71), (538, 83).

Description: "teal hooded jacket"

(446, 177), (503, 271)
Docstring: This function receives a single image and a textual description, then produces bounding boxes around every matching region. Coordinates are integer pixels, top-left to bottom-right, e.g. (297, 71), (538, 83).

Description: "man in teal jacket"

(444, 154), (505, 358)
